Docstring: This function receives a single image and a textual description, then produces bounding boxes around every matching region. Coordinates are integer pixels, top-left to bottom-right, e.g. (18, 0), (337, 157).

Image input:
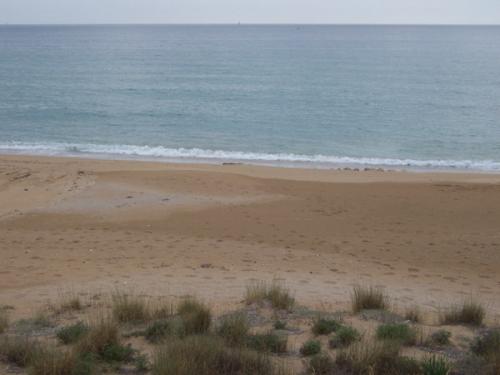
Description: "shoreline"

(1, 152), (500, 183)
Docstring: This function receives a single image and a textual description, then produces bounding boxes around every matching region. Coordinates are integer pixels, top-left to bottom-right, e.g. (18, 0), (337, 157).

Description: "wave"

(1, 141), (499, 172)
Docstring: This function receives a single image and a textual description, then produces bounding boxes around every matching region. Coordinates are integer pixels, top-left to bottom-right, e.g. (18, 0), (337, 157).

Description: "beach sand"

(1, 154), (500, 321)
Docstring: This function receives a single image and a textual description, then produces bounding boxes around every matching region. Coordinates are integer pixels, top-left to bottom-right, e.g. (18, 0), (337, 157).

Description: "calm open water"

(1, 25), (499, 171)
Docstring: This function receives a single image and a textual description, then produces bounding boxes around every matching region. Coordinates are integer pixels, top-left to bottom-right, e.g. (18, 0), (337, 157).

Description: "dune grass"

(311, 316), (342, 336)
(351, 286), (388, 313)
(177, 299), (211, 335)
(376, 323), (418, 346)
(246, 332), (287, 354)
(152, 335), (288, 375)
(245, 281), (295, 311)
(335, 340), (421, 375)
(329, 326), (361, 349)
(421, 355), (451, 375)
(217, 313), (249, 346)
(0, 310), (8, 334)
(56, 322), (89, 345)
(440, 300), (485, 326)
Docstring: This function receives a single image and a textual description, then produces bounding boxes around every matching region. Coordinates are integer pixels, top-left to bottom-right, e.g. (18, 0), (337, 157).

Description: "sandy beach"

(1, 154), (499, 322)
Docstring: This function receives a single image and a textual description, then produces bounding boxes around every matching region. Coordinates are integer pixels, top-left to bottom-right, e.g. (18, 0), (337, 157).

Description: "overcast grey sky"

(1, 0), (500, 25)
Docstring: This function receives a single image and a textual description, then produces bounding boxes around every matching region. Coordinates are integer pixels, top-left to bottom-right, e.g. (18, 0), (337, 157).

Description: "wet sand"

(1, 154), (500, 321)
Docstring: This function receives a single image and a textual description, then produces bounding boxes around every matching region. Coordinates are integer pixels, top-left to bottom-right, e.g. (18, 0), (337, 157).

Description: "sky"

(1, 0), (500, 25)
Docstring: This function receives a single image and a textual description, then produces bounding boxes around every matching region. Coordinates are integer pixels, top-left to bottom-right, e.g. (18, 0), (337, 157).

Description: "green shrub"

(273, 320), (287, 330)
(74, 317), (121, 360)
(246, 332), (287, 354)
(245, 281), (295, 311)
(329, 326), (361, 349)
(421, 355), (451, 375)
(471, 329), (500, 357)
(217, 313), (249, 346)
(429, 330), (451, 347)
(152, 335), (285, 375)
(440, 300), (485, 326)
(308, 354), (335, 375)
(177, 299), (211, 335)
(351, 286), (388, 313)
(300, 340), (321, 356)
(57, 322), (89, 345)
(312, 317), (342, 336)
(112, 293), (150, 323)
(376, 323), (417, 346)
(101, 343), (134, 363)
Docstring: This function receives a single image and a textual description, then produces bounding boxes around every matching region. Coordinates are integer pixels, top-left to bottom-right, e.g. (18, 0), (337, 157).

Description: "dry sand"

(1, 154), (500, 321)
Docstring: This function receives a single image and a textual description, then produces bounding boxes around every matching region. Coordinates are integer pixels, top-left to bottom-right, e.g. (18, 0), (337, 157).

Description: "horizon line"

(1, 22), (500, 27)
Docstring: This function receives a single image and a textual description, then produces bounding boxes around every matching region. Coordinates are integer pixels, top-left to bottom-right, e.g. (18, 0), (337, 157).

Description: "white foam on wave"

(1, 141), (499, 172)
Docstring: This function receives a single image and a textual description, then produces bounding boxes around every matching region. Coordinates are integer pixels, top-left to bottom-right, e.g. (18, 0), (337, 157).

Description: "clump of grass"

(217, 313), (249, 346)
(145, 320), (174, 343)
(152, 335), (285, 375)
(405, 306), (422, 323)
(376, 323), (417, 346)
(421, 355), (451, 375)
(329, 326), (361, 349)
(246, 332), (287, 354)
(300, 340), (321, 356)
(75, 316), (132, 362)
(351, 286), (388, 313)
(335, 340), (420, 375)
(312, 317), (342, 336)
(112, 292), (150, 323)
(57, 322), (89, 345)
(273, 320), (287, 330)
(30, 346), (79, 375)
(0, 336), (40, 367)
(440, 300), (485, 326)
(55, 292), (84, 314)
(308, 354), (335, 375)
(177, 299), (211, 335)
(0, 310), (8, 334)
(245, 281), (295, 311)
(471, 329), (500, 357)
(429, 330), (451, 347)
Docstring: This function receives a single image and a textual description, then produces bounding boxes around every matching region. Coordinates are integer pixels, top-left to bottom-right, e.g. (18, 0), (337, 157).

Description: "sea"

(1, 25), (499, 171)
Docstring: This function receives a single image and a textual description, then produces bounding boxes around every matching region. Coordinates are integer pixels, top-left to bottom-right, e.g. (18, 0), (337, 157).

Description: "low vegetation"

(429, 329), (451, 347)
(177, 299), (211, 335)
(329, 326), (361, 348)
(0, 310), (8, 334)
(376, 323), (418, 346)
(440, 300), (485, 326)
(246, 332), (287, 354)
(311, 316), (342, 335)
(112, 292), (151, 323)
(351, 286), (388, 313)
(217, 313), (249, 346)
(421, 355), (451, 375)
(245, 281), (295, 311)
(300, 339), (321, 356)
(152, 335), (287, 375)
(56, 322), (89, 344)
(405, 306), (422, 323)
(471, 329), (500, 357)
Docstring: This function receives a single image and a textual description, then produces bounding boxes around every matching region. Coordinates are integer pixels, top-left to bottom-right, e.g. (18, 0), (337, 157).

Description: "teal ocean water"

(1, 25), (499, 171)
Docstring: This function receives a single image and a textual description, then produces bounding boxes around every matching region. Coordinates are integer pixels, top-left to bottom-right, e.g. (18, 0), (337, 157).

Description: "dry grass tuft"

(440, 300), (485, 326)
(0, 336), (40, 367)
(177, 299), (211, 335)
(351, 286), (388, 313)
(404, 306), (422, 323)
(112, 292), (151, 323)
(152, 335), (287, 375)
(30, 346), (78, 375)
(245, 281), (295, 311)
